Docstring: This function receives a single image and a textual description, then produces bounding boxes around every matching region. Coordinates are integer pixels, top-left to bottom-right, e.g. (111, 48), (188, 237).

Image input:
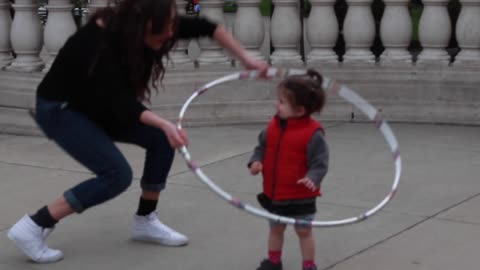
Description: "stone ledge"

(1, 64), (479, 136)
(2, 99), (478, 137)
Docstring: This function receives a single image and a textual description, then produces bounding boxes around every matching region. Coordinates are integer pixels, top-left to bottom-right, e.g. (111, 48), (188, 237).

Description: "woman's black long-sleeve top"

(37, 16), (217, 133)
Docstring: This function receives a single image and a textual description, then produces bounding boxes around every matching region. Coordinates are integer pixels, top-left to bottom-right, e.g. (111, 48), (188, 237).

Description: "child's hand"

(249, 161), (263, 175)
(297, 177), (317, 191)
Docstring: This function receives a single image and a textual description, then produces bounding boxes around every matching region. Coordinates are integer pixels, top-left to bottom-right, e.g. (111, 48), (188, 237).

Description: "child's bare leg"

(295, 226), (316, 268)
(268, 224), (287, 251)
(256, 223), (286, 269)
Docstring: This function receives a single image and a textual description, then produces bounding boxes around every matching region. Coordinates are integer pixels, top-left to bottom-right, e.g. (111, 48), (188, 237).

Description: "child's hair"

(279, 69), (326, 116)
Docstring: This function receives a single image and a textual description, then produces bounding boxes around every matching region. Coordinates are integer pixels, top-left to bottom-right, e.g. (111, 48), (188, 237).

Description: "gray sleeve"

(248, 129), (266, 167)
(305, 130), (329, 186)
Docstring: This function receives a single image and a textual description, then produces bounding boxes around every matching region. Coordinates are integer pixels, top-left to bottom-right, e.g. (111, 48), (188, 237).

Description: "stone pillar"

(454, 0), (480, 66)
(417, 0), (451, 65)
(0, 0), (13, 68)
(88, 0), (109, 16)
(234, 0), (265, 61)
(170, 0), (193, 67)
(197, 0), (229, 66)
(306, 0), (339, 64)
(342, 0), (375, 63)
(7, 0), (44, 72)
(43, 0), (77, 72)
(270, 0), (302, 65)
(379, 0), (412, 65)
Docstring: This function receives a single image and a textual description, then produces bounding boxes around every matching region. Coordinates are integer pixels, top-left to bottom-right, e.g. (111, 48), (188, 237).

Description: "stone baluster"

(379, 0), (412, 65)
(306, 0), (339, 64)
(416, 0), (451, 65)
(342, 0), (375, 63)
(454, 0), (480, 66)
(270, 0), (302, 65)
(6, 0), (44, 72)
(0, 0), (13, 68)
(233, 0), (265, 62)
(88, 0), (109, 17)
(43, 0), (77, 72)
(197, 0), (229, 66)
(170, 0), (193, 67)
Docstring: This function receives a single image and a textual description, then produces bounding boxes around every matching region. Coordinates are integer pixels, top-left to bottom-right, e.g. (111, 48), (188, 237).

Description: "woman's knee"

(161, 143), (174, 160)
(117, 164), (133, 190)
(143, 129), (173, 152)
(106, 163), (133, 195)
(149, 136), (174, 158)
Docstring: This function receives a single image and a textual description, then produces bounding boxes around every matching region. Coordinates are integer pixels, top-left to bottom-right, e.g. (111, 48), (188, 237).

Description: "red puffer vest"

(262, 115), (324, 200)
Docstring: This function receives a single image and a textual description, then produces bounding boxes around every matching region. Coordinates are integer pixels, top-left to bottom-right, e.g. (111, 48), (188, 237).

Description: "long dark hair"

(90, 0), (178, 101)
(279, 69), (326, 116)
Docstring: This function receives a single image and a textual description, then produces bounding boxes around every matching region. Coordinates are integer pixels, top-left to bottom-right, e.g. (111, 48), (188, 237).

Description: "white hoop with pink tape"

(177, 68), (401, 227)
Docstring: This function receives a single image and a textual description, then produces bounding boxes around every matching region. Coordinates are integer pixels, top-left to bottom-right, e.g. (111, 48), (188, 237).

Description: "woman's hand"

(243, 58), (269, 72)
(243, 58), (270, 78)
(212, 25), (270, 76)
(140, 110), (188, 149)
(162, 121), (189, 148)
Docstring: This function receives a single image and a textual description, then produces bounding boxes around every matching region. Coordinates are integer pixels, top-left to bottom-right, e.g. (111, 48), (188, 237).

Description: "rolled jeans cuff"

(140, 180), (166, 192)
(64, 190), (86, 213)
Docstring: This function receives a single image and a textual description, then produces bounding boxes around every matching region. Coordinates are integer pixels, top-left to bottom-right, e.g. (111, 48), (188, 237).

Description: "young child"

(248, 69), (329, 270)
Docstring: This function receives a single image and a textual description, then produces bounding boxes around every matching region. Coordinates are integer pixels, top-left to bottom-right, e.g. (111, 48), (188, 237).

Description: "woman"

(7, 0), (268, 263)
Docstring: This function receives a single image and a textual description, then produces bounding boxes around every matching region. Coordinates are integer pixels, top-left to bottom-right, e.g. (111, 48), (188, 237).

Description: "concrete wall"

(1, 64), (479, 136)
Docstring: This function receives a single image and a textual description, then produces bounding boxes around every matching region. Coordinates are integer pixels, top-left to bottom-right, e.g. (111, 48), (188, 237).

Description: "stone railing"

(2, 0), (480, 69)
(0, 0), (479, 135)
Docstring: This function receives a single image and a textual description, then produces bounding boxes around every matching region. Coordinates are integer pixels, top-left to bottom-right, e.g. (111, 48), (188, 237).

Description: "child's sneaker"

(256, 259), (283, 270)
(133, 212), (188, 246)
(7, 215), (63, 263)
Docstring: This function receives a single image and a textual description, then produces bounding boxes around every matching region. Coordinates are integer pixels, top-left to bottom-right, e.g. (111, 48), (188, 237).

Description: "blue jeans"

(35, 98), (174, 213)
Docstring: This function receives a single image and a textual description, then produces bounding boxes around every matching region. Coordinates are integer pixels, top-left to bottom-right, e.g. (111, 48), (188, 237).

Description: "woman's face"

(144, 9), (176, 50)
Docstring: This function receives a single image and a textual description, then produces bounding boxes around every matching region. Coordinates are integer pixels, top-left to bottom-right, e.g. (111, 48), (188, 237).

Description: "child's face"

(276, 88), (305, 119)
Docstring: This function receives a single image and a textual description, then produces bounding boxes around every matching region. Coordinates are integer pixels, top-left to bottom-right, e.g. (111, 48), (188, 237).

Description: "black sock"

(30, 206), (58, 228)
(136, 197), (158, 216)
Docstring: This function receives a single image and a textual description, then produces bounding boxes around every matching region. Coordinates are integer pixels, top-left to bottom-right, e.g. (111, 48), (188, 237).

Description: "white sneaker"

(133, 212), (189, 246)
(7, 215), (64, 263)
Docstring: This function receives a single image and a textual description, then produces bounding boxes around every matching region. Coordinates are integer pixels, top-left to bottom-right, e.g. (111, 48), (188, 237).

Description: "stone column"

(270, 0), (302, 65)
(306, 0), (339, 64)
(417, 0), (451, 65)
(0, 0), (13, 68)
(88, 0), (109, 16)
(454, 0), (480, 66)
(379, 0), (412, 65)
(342, 0), (375, 63)
(170, 0), (193, 67)
(234, 0), (265, 62)
(7, 0), (44, 72)
(43, 0), (77, 72)
(197, 0), (229, 66)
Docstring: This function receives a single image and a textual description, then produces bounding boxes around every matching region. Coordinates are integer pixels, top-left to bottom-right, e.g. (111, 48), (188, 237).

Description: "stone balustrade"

(1, 0), (479, 69)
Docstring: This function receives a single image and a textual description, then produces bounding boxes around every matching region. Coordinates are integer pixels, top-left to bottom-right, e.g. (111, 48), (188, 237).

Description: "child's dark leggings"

(35, 98), (174, 213)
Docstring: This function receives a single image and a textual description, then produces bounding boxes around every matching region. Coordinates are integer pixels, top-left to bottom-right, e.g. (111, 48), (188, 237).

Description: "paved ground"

(0, 122), (479, 270)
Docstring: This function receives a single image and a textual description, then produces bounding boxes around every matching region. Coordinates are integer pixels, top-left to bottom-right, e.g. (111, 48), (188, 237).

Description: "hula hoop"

(177, 68), (401, 227)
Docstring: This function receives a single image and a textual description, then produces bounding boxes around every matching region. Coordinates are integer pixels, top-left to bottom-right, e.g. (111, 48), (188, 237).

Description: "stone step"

(1, 65), (480, 136)
(0, 107), (40, 136)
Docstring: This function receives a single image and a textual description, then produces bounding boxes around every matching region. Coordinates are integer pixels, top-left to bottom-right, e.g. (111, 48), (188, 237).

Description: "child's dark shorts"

(257, 193), (317, 228)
